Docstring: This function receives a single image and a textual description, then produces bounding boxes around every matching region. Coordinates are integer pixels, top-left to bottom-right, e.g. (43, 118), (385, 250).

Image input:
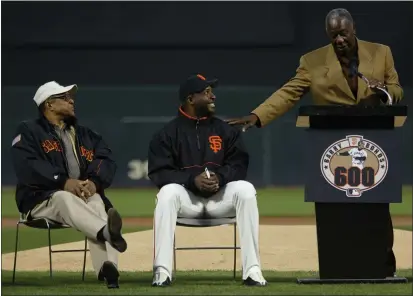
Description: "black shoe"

(243, 271), (268, 286)
(152, 272), (171, 287)
(107, 208), (127, 253)
(99, 261), (120, 289)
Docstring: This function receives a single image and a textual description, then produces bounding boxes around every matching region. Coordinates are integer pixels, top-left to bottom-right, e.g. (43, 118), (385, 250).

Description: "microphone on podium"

(349, 58), (393, 105)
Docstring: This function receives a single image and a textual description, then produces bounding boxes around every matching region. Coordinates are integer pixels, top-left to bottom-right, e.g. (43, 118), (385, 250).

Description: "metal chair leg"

(12, 222), (21, 284)
(82, 237), (87, 281)
(174, 221), (239, 280)
(47, 222), (53, 278)
(233, 222), (237, 279)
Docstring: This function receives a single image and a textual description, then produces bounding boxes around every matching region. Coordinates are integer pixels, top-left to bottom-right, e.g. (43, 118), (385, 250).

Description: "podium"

(295, 105), (408, 284)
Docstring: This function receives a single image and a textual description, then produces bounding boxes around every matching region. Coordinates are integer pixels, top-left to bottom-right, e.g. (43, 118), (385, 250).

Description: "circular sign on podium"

(320, 135), (389, 197)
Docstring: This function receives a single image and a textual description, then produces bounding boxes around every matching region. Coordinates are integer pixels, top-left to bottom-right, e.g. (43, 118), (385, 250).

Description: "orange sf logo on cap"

(197, 74), (206, 80)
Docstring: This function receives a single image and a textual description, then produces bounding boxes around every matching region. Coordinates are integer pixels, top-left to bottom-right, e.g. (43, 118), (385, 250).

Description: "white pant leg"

(205, 180), (262, 279)
(153, 183), (205, 279)
(86, 194), (119, 276)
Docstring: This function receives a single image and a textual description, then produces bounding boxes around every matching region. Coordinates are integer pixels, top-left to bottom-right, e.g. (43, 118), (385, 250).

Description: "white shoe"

(152, 270), (171, 287)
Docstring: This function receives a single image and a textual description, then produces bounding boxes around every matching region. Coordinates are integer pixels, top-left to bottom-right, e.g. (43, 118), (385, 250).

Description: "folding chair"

(12, 213), (89, 284)
(173, 217), (240, 279)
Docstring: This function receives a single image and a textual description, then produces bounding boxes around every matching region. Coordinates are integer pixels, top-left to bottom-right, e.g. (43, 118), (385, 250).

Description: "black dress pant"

(387, 211), (396, 276)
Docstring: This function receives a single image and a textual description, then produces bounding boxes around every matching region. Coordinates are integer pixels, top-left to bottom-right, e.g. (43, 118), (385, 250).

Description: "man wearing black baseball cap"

(148, 74), (267, 287)
(178, 74), (219, 117)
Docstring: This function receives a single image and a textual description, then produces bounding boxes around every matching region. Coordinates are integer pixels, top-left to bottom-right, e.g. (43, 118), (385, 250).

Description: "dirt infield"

(3, 214), (412, 272)
(3, 225), (412, 272)
(2, 215), (412, 228)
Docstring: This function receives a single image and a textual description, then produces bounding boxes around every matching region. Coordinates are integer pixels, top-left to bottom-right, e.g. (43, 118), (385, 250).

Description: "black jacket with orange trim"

(10, 115), (116, 216)
(148, 108), (249, 197)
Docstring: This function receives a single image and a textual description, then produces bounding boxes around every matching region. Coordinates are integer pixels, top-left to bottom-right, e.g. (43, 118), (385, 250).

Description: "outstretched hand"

(225, 114), (259, 132)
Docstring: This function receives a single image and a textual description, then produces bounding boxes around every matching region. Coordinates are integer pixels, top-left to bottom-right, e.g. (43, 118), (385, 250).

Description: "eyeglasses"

(49, 92), (74, 102)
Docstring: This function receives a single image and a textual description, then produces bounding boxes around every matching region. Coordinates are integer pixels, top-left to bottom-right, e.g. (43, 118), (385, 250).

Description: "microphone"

(349, 59), (393, 105)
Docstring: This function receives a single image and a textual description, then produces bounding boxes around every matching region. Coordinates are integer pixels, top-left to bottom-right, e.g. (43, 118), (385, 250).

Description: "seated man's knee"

(52, 190), (78, 205)
(233, 180), (257, 200)
(49, 191), (85, 212)
(156, 183), (184, 205)
(87, 194), (106, 214)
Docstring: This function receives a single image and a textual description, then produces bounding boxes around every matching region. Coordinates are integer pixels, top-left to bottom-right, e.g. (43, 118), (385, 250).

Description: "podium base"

(296, 277), (408, 284)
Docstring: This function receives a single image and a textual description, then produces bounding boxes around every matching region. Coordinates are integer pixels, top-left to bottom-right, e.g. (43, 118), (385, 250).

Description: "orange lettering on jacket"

(80, 146), (94, 162)
(42, 140), (62, 153)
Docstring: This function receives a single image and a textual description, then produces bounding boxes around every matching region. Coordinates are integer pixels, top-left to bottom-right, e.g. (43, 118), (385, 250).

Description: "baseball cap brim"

(194, 78), (218, 93)
(206, 78), (218, 88)
(34, 84), (78, 106)
(51, 84), (78, 97)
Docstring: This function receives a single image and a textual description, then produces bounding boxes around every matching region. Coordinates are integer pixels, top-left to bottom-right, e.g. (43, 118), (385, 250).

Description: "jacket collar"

(178, 107), (211, 122)
(324, 38), (373, 101)
(38, 114), (77, 133)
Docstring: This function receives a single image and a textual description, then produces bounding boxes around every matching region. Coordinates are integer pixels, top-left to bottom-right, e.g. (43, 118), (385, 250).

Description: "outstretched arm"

(251, 56), (312, 127)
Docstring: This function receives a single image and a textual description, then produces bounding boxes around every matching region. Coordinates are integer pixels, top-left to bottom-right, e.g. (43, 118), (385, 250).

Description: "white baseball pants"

(153, 180), (262, 280)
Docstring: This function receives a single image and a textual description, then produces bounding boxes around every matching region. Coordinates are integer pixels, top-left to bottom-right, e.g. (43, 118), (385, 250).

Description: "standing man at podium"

(226, 8), (402, 277)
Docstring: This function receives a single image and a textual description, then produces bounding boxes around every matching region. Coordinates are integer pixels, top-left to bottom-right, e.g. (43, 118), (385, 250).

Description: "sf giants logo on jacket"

(209, 135), (222, 153)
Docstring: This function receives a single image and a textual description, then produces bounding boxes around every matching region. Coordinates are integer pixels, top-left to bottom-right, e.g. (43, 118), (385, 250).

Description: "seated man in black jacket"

(10, 81), (127, 288)
(148, 74), (267, 287)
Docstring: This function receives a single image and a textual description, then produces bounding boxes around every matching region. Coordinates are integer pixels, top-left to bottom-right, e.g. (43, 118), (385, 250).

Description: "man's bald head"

(325, 8), (357, 56)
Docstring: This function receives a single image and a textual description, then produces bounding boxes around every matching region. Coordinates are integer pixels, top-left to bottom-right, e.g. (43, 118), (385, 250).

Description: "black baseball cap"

(179, 74), (218, 102)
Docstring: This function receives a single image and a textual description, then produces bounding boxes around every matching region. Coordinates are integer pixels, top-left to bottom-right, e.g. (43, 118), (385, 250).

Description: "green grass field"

(2, 186), (412, 295)
(2, 270), (412, 295)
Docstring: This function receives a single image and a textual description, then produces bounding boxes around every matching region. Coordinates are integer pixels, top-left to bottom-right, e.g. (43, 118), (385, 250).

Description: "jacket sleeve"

(214, 128), (249, 186)
(384, 46), (403, 103)
(148, 129), (197, 190)
(10, 122), (68, 189)
(251, 55), (311, 127)
(86, 130), (117, 190)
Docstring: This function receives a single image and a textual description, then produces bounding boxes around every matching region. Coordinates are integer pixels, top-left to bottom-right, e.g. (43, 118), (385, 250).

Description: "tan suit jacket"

(252, 39), (404, 127)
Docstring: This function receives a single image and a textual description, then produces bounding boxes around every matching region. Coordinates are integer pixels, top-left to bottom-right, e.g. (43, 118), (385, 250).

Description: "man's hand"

(367, 78), (386, 90)
(225, 114), (258, 132)
(194, 172), (219, 193)
(64, 179), (87, 201)
(80, 179), (97, 198)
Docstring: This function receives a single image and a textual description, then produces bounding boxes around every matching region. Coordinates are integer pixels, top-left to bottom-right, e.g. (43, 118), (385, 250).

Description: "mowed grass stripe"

(2, 270), (412, 295)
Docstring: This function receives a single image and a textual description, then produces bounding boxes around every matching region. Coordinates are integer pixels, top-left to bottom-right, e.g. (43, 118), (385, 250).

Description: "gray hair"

(325, 8), (354, 27)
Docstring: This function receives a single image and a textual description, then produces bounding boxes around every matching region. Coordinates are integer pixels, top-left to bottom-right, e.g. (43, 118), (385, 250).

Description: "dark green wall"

(2, 86), (411, 187)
